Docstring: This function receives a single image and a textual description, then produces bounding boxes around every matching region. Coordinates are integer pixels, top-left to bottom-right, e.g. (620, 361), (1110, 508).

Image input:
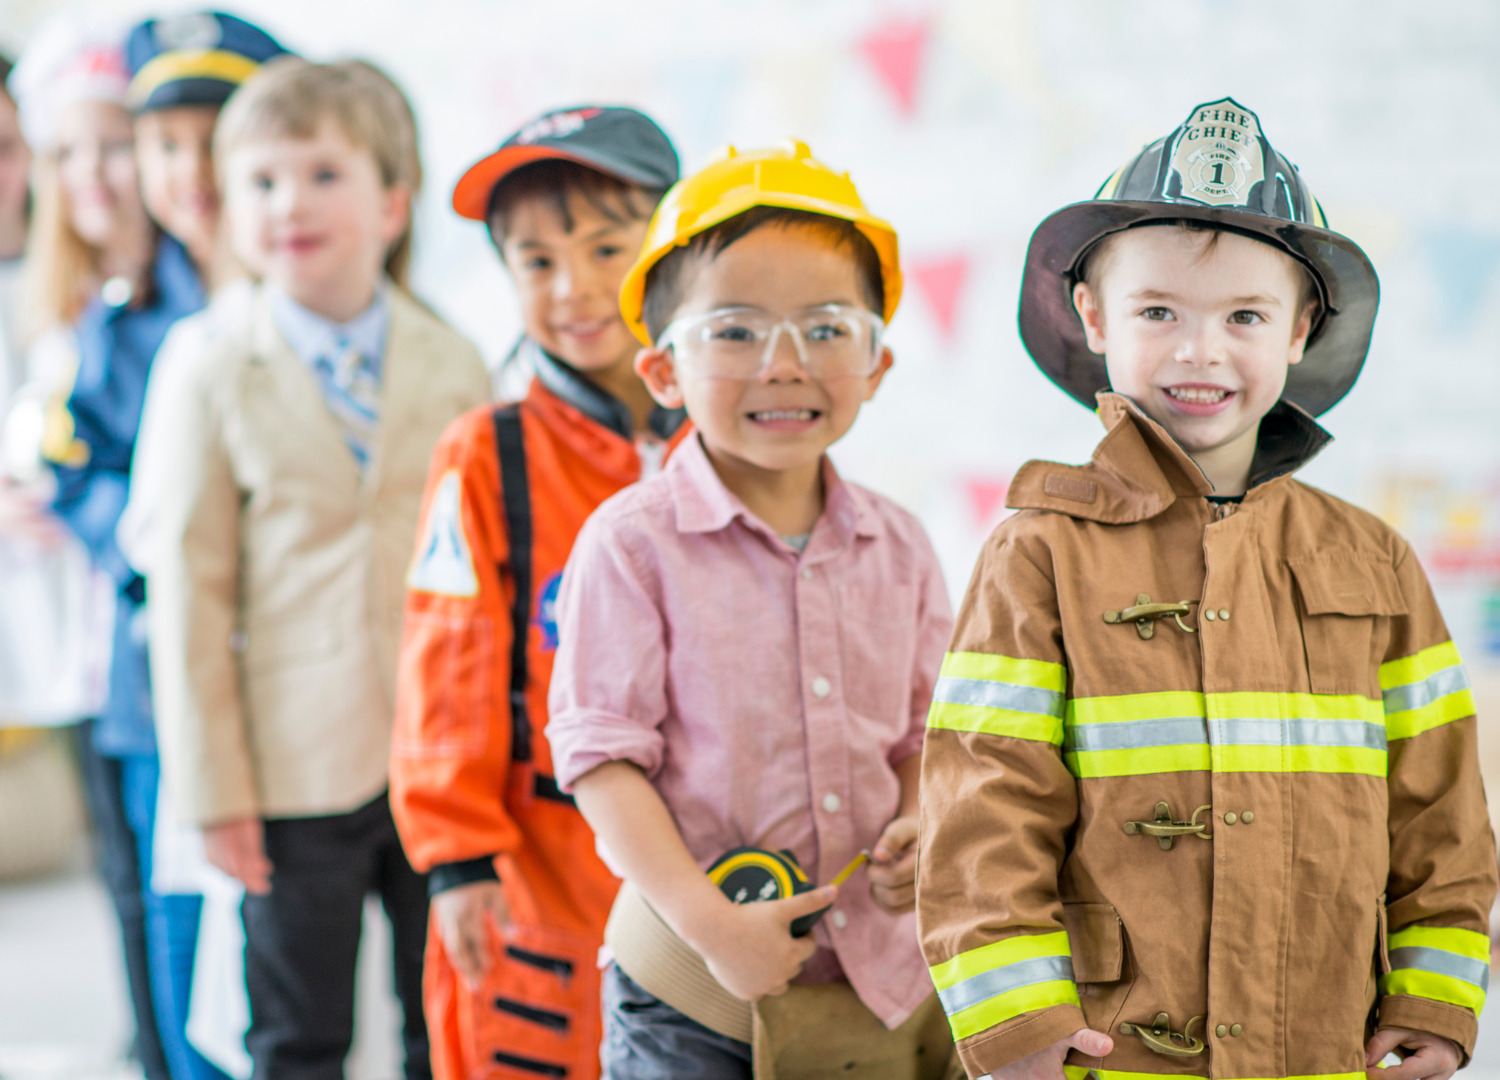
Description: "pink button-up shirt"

(548, 434), (952, 1028)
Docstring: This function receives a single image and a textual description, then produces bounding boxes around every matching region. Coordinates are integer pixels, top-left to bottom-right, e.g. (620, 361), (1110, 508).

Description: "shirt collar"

(667, 432), (880, 546)
(267, 280), (391, 375)
(527, 338), (687, 441)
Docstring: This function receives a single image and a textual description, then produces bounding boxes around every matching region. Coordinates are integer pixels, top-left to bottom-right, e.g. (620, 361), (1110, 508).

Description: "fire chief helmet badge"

(1018, 96), (1380, 417)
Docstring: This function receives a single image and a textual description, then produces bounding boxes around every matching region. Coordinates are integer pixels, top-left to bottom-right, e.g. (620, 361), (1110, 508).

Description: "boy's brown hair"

(485, 158), (663, 251)
(213, 56), (420, 284)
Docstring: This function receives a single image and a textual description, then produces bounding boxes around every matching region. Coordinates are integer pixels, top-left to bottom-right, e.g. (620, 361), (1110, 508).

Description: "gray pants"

(602, 963), (753, 1079)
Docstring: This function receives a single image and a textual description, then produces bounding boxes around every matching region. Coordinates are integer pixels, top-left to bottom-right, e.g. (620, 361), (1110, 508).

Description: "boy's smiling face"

(1072, 226), (1315, 492)
(495, 191), (650, 376)
(636, 223), (892, 478)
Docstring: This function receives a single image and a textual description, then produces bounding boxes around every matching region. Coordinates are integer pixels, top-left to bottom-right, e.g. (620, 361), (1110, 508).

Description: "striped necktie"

(312, 337), (381, 469)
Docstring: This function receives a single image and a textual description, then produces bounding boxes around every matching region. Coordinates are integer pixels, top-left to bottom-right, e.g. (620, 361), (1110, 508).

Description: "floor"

(3, 867), (1500, 1080)
(0, 869), (401, 1080)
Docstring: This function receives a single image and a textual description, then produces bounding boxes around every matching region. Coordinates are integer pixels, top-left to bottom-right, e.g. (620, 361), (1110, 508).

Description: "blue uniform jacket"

(51, 235), (203, 757)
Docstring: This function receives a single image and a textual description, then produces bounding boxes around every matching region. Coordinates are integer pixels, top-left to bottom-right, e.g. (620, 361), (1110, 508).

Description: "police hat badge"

(1018, 97), (1379, 417)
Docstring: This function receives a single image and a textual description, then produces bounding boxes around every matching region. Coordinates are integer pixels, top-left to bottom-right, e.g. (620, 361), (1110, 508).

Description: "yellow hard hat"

(618, 140), (902, 346)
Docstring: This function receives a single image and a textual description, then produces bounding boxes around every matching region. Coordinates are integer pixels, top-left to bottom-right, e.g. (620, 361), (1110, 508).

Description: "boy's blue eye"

(596, 245), (623, 259)
(252, 174), (273, 192)
(313, 167), (339, 184)
(522, 256), (551, 272)
(1141, 306), (1173, 321)
(710, 325), (759, 344)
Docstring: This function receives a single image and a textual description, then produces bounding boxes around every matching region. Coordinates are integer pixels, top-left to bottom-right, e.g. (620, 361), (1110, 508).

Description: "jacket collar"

(526, 339), (687, 441)
(667, 432), (881, 547)
(1006, 391), (1332, 524)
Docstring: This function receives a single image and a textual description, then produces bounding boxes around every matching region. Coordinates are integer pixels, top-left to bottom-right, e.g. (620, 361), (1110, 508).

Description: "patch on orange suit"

(407, 469), (479, 597)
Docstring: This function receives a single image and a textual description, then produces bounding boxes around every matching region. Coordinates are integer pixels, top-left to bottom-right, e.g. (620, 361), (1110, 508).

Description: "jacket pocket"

(1061, 902), (1124, 983)
(1288, 554), (1406, 696)
(460, 921), (601, 1080)
(1375, 894), (1391, 976)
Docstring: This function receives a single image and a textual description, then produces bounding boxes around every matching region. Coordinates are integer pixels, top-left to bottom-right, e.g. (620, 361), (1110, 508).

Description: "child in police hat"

(547, 142), (961, 1079)
(119, 12), (288, 576)
(114, 16), (284, 1080)
(917, 98), (1496, 1080)
(388, 105), (687, 1080)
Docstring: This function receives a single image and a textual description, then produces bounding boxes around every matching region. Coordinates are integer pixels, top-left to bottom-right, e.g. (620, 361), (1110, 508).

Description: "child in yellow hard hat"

(547, 143), (961, 1078)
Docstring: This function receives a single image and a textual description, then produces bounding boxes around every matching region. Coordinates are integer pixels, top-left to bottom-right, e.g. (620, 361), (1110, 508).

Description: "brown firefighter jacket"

(917, 393), (1496, 1080)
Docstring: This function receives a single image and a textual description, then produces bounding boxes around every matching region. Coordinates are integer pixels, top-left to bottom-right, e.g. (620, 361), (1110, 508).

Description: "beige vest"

(146, 285), (491, 824)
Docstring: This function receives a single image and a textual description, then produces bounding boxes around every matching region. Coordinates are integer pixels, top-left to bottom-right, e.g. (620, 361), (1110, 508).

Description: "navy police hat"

(126, 12), (287, 113)
(1019, 97), (1379, 417)
(452, 105), (679, 221)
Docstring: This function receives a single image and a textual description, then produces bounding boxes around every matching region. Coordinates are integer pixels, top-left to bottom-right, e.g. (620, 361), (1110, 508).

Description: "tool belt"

(604, 882), (961, 1079)
(605, 879), (754, 1042)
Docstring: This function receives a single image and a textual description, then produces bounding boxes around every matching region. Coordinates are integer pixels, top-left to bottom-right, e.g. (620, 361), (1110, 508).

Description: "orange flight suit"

(391, 347), (687, 1080)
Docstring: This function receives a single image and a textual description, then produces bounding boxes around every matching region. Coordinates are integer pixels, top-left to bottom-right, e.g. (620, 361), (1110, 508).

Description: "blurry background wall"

(2, 0), (1495, 661)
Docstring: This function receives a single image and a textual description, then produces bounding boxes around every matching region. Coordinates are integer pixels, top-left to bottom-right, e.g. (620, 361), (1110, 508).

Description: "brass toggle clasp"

(1119, 1012), (1206, 1058)
(1103, 594), (1198, 639)
(1123, 802), (1213, 851)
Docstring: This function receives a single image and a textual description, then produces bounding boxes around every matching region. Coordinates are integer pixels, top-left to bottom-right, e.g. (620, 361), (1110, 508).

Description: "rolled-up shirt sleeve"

(547, 508), (671, 791)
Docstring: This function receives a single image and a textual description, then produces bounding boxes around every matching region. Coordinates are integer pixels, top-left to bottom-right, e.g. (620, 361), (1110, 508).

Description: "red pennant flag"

(858, 14), (932, 117)
(909, 253), (972, 341)
(963, 476), (1010, 531)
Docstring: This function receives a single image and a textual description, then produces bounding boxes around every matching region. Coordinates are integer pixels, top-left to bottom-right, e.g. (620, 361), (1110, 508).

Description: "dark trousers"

(74, 722), (172, 1080)
(242, 790), (430, 1080)
(602, 964), (753, 1080)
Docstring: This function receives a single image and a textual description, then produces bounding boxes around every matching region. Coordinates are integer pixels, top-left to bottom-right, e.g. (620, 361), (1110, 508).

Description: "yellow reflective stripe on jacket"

(1064, 692), (1387, 778)
(930, 931), (1077, 1041)
(1066, 692), (1209, 776)
(927, 652), (1067, 745)
(1381, 926), (1490, 1011)
(1381, 641), (1475, 740)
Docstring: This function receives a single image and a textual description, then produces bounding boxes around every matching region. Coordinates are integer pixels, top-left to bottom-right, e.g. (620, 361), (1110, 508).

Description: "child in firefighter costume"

(916, 98), (1498, 1080)
(388, 106), (686, 1080)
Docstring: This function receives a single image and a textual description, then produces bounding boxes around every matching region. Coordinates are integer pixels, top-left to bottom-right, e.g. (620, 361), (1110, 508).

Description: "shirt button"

(831, 910), (848, 930)
(1224, 812), (1238, 825)
(822, 792), (842, 813)
(1230, 1024), (1243, 1037)
(1204, 610), (1217, 621)
(1241, 810), (1254, 824)
(1216, 1025), (1228, 1038)
(811, 676), (832, 698)
(1219, 609), (1231, 621)
(801, 566), (814, 581)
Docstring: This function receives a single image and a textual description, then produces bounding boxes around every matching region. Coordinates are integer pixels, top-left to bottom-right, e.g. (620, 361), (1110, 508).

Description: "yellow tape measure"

(706, 847), (869, 937)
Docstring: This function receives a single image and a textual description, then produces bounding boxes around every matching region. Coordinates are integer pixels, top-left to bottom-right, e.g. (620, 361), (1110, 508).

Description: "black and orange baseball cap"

(451, 105), (679, 221)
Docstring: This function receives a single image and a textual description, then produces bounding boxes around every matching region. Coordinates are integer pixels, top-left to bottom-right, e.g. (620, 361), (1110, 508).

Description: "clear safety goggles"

(656, 304), (885, 380)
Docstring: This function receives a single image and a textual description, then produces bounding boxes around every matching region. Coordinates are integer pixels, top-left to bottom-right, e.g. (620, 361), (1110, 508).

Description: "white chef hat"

(8, 9), (131, 151)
